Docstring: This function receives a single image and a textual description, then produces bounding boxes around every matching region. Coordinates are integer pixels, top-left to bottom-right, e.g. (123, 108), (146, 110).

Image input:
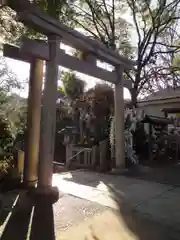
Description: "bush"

(0, 117), (14, 152)
(0, 154), (14, 180)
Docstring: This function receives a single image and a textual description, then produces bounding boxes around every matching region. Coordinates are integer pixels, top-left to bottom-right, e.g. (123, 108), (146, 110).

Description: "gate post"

(38, 35), (60, 191)
(23, 58), (43, 187)
(114, 66), (125, 168)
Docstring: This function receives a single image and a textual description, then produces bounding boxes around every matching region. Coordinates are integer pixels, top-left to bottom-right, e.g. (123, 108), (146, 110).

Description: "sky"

(2, 12), (135, 100)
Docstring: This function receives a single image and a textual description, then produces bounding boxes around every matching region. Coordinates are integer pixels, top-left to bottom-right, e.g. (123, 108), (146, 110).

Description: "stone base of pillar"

(21, 179), (37, 189)
(27, 186), (61, 204)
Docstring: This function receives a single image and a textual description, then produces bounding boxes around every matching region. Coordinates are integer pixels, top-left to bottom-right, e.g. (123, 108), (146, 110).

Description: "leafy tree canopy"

(61, 71), (86, 101)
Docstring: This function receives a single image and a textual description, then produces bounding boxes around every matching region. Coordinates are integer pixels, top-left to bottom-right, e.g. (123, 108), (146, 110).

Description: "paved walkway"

(52, 170), (180, 239)
(0, 170), (180, 240)
(123, 164), (180, 186)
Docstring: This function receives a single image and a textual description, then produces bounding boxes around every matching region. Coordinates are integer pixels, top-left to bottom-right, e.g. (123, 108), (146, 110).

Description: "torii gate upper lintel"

(3, 0), (136, 197)
(6, 0), (136, 69)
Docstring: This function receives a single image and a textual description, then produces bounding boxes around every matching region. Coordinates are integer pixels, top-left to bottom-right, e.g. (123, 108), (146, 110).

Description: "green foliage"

(0, 57), (26, 153)
(14, 105), (27, 133)
(87, 83), (114, 118)
(0, 6), (25, 44)
(80, 83), (114, 142)
(0, 117), (14, 152)
(0, 159), (9, 177)
(0, 154), (13, 179)
(11, 102), (27, 151)
(57, 85), (66, 100)
(0, 93), (27, 137)
(0, 58), (20, 91)
(61, 71), (86, 101)
(0, 0), (76, 44)
(0, 90), (9, 111)
(2, 0), (180, 107)
(71, 0), (132, 54)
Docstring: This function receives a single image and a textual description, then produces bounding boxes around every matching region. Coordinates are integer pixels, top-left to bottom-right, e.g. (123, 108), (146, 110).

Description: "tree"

(172, 53), (180, 78)
(3, 0), (180, 106)
(159, 20), (180, 88)
(0, 0), (133, 68)
(0, 58), (23, 128)
(70, 0), (180, 103)
(0, 92), (27, 152)
(69, 0), (133, 56)
(13, 103), (27, 133)
(60, 71), (86, 136)
(84, 83), (114, 142)
(0, 5), (24, 44)
(63, 0), (180, 104)
(0, 117), (14, 152)
(140, 6), (180, 95)
(86, 83), (114, 119)
(126, 0), (180, 104)
(61, 71), (86, 102)
(0, 57), (23, 125)
(0, 57), (20, 91)
(0, 56), (25, 151)
(0, 0), (75, 44)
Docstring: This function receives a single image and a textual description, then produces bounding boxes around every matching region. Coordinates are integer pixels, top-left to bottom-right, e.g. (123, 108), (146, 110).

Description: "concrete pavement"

(52, 170), (180, 239)
(0, 170), (180, 240)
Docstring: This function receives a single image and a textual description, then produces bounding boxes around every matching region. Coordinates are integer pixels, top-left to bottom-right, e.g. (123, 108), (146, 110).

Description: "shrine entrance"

(4, 0), (135, 198)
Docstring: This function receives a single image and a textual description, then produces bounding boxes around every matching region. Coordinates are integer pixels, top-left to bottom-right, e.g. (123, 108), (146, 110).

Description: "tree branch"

(72, 18), (99, 39)
(102, 0), (113, 32)
(85, 0), (111, 41)
(149, 41), (180, 49)
(73, 2), (107, 40)
(127, 0), (141, 46)
(125, 70), (135, 83)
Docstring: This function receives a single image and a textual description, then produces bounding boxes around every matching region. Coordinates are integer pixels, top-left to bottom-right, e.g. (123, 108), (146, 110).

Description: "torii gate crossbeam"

(7, 0), (136, 69)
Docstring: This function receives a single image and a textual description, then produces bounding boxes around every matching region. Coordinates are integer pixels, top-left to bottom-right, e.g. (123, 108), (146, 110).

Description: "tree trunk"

(130, 88), (138, 108)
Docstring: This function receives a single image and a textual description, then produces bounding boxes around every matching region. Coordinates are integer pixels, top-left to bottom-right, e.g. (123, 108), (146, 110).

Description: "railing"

(65, 139), (109, 171)
(66, 147), (92, 169)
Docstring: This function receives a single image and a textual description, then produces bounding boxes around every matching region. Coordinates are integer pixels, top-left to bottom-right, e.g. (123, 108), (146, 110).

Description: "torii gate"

(3, 0), (136, 199)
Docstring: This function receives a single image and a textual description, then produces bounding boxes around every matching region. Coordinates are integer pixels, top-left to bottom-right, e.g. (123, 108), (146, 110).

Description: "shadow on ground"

(64, 164), (180, 187)
(109, 187), (178, 240)
(63, 170), (179, 240)
(0, 167), (180, 240)
(0, 192), (55, 240)
(130, 164), (180, 186)
(0, 192), (18, 227)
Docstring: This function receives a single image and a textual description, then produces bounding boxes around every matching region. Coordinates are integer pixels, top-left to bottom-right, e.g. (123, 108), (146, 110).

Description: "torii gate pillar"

(24, 58), (43, 187)
(114, 67), (125, 168)
(38, 35), (60, 189)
